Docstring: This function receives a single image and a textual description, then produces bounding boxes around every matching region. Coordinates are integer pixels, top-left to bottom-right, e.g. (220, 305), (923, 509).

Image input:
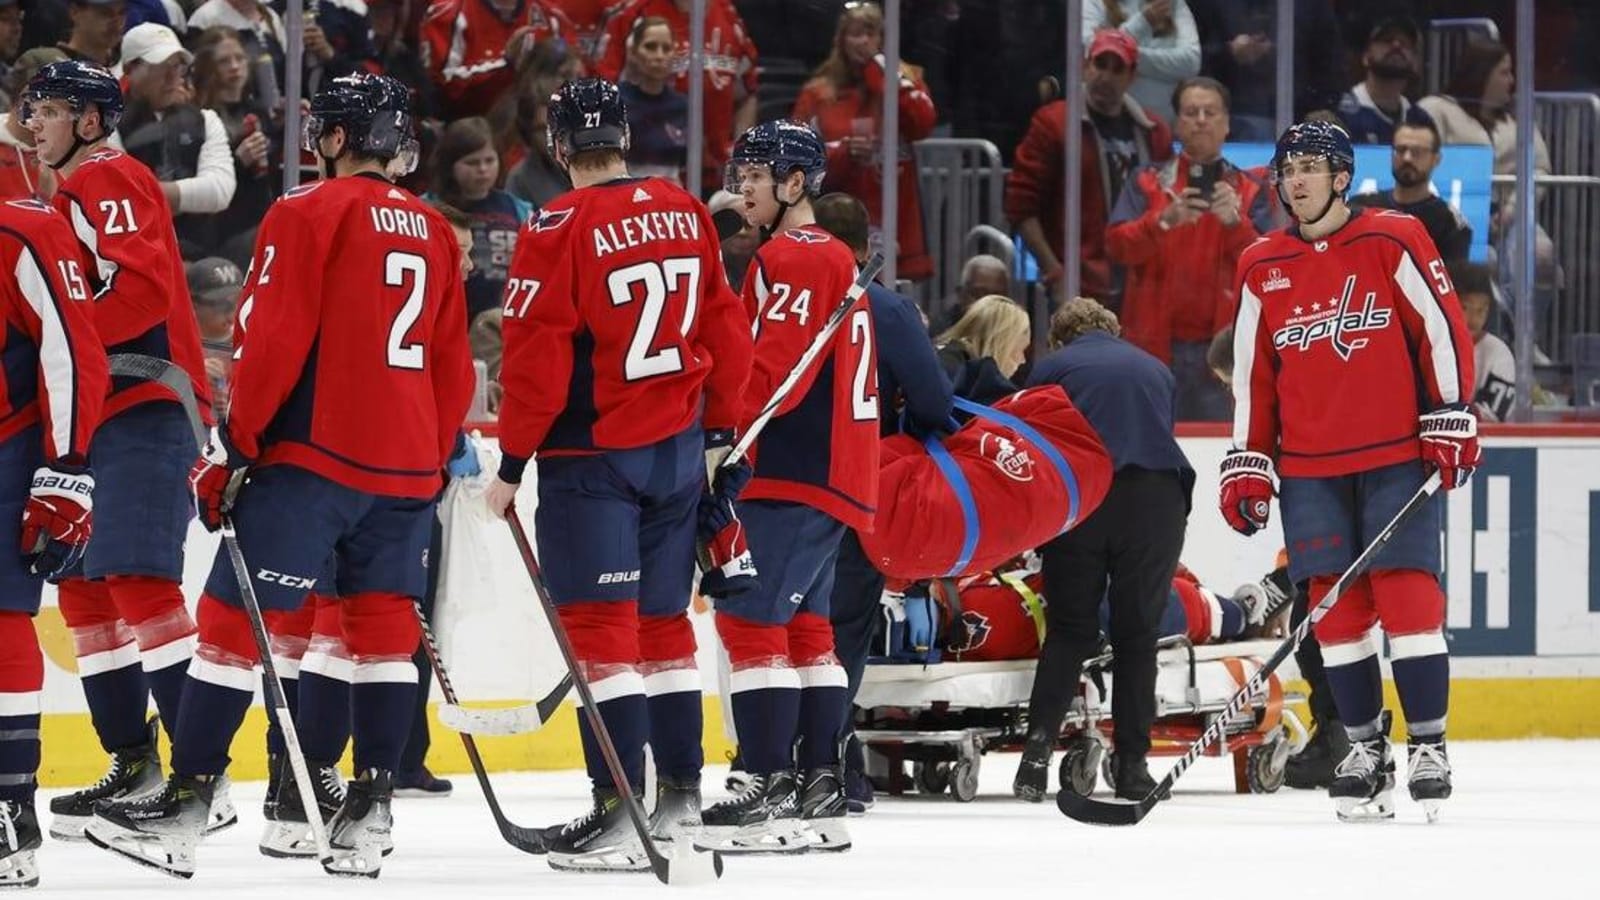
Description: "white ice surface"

(34, 740), (1595, 899)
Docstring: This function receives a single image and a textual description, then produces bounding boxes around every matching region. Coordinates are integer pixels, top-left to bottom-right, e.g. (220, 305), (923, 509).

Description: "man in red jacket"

(1004, 29), (1172, 309)
(1106, 75), (1275, 422)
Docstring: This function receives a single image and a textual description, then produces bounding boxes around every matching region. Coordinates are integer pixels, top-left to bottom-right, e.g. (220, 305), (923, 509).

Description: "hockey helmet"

(19, 59), (125, 134)
(724, 119), (827, 198)
(546, 77), (630, 159)
(304, 72), (418, 169)
(1271, 120), (1356, 193)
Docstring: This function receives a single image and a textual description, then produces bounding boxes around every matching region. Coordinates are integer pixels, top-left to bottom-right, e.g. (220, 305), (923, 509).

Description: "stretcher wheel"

(1246, 739), (1289, 794)
(1058, 738), (1101, 797)
(913, 761), (951, 796)
(950, 759), (980, 802)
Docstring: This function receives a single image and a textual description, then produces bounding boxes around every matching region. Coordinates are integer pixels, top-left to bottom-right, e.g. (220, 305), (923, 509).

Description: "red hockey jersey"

(0, 199), (107, 462)
(738, 226), (877, 532)
(1232, 208), (1475, 478)
(497, 176), (752, 477)
(54, 150), (212, 428)
(420, 0), (570, 117)
(226, 175), (475, 499)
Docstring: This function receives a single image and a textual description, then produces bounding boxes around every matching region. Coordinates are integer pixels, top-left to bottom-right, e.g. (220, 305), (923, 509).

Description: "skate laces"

(319, 767), (346, 804)
(561, 796), (613, 836)
(1, 802), (17, 851)
(714, 773), (769, 810)
(1409, 742), (1450, 781)
(84, 755), (131, 794)
(1334, 740), (1385, 779)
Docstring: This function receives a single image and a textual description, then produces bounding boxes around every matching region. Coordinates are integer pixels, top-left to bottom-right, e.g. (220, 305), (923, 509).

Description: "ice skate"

(260, 755), (351, 859)
(695, 771), (809, 855)
(546, 788), (650, 874)
(83, 775), (215, 879)
(1330, 729), (1396, 823)
(1407, 737), (1452, 823)
(0, 800), (41, 889)
(323, 769), (394, 878)
(1286, 722), (1349, 790)
(647, 776), (702, 845)
(797, 767), (851, 853)
(48, 721), (163, 841)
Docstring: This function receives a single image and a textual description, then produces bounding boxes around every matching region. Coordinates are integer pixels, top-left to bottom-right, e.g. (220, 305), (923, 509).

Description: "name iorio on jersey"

(593, 210), (701, 257)
(370, 206), (431, 239)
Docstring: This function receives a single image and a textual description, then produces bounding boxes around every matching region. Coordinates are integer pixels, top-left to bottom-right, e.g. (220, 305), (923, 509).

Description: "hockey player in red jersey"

(1224, 121), (1476, 823)
(0, 197), (109, 891)
(483, 77), (752, 872)
(87, 73), (474, 879)
(420, 0), (573, 118)
(693, 120), (876, 855)
(15, 60), (228, 839)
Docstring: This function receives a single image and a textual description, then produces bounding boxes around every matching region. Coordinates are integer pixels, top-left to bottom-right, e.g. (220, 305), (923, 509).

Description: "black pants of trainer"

(1026, 468), (1187, 758)
(827, 529), (886, 775)
(1290, 587), (1340, 729)
(399, 508), (444, 775)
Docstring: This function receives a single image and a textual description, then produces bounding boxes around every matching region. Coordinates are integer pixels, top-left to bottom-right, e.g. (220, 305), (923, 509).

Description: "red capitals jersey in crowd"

(421, 0), (571, 117)
(738, 226), (877, 532)
(497, 176), (752, 475)
(53, 150), (212, 427)
(593, 0), (758, 182)
(1232, 208), (1475, 478)
(226, 175), (474, 499)
(0, 199), (107, 461)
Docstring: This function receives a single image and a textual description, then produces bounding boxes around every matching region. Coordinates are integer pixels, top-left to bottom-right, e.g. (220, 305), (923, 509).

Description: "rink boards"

(34, 427), (1600, 786)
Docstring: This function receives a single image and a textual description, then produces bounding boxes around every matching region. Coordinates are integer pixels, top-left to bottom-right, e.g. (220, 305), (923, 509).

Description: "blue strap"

(925, 437), (981, 577)
(952, 396), (1082, 532)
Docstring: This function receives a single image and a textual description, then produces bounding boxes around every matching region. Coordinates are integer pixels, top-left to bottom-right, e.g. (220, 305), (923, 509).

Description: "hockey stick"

(1057, 471), (1443, 827)
(506, 509), (723, 886)
(219, 516), (336, 868)
(411, 599), (556, 854)
(108, 353), (207, 448)
(438, 678), (571, 736)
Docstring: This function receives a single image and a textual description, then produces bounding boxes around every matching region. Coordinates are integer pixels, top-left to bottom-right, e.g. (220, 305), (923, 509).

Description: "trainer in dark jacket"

(1012, 297), (1193, 804)
(813, 193), (952, 809)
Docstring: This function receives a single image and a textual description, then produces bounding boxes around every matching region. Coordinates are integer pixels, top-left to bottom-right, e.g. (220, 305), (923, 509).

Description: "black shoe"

(797, 768), (850, 852)
(84, 775), (215, 879)
(843, 768), (875, 815)
(1285, 723), (1349, 790)
(647, 775), (701, 843)
(1012, 731), (1052, 803)
(394, 767), (453, 798)
(0, 799), (41, 888)
(1406, 736), (1451, 822)
(324, 769), (395, 878)
(49, 721), (163, 841)
(547, 788), (649, 873)
(1112, 754), (1168, 802)
(260, 757), (346, 858)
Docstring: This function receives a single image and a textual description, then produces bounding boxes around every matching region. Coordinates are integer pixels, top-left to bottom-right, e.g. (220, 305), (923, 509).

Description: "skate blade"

(83, 821), (196, 880)
(1335, 791), (1396, 823)
(324, 830), (392, 879)
(206, 796), (238, 835)
(694, 821), (812, 855)
(802, 819), (852, 853)
(47, 814), (88, 843)
(0, 850), (40, 889)
(1419, 798), (1444, 823)
(547, 843), (652, 874)
(259, 820), (320, 859)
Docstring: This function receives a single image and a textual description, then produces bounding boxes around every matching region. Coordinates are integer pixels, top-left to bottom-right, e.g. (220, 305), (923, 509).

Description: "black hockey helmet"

(724, 119), (827, 197)
(304, 72), (417, 168)
(1271, 119), (1357, 221)
(19, 59), (124, 133)
(547, 77), (629, 160)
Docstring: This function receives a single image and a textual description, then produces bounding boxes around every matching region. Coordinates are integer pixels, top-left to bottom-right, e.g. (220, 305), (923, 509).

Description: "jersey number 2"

(849, 309), (878, 421)
(386, 252), (427, 370)
(609, 258), (700, 382)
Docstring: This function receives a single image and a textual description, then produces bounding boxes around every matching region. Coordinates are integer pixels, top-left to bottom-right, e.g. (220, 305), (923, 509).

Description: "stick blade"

(655, 843), (723, 886)
(438, 676), (574, 736)
(500, 824), (551, 856)
(1055, 789), (1154, 826)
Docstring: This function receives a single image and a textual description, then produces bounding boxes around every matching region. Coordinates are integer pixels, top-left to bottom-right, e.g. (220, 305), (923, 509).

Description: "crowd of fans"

(0, 0), (1585, 425)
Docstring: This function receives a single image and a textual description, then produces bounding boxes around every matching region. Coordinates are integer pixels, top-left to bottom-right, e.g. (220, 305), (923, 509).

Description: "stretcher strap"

(999, 571), (1047, 647)
(925, 438), (981, 577)
(951, 397), (1082, 531)
(1221, 656), (1283, 733)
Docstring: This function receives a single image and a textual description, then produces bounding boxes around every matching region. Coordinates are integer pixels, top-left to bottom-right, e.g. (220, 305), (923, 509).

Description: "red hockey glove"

(696, 460), (758, 600)
(21, 465), (94, 579)
(1419, 405), (1479, 490)
(1219, 450), (1275, 536)
(189, 426), (252, 532)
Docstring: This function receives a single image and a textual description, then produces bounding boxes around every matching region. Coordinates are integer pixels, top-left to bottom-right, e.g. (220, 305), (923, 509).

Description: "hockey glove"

(20, 465), (94, 579)
(696, 460), (757, 600)
(189, 425), (252, 532)
(1218, 450), (1275, 536)
(1418, 405), (1479, 490)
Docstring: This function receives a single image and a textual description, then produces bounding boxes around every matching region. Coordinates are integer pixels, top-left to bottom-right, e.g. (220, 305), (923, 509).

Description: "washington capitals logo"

(1270, 274), (1392, 361)
(533, 208), (573, 232)
(784, 229), (830, 244)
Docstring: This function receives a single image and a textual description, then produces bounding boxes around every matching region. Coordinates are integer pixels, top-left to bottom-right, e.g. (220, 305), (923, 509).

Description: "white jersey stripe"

(66, 198), (117, 297)
(13, 247), (78, 458)
(1231, 283), (1264, 449)
(1393, 253), (1463, 405)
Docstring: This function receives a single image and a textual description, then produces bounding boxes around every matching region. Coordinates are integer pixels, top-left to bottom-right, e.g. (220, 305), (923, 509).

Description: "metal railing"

(1527, 92), (1600, 370)
(913, 138), (1007, 315)
(1425, 18), (1501, 96)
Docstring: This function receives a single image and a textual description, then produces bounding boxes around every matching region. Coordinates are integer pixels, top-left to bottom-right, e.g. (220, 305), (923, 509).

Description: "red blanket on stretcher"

(861, 386), (1113, 580)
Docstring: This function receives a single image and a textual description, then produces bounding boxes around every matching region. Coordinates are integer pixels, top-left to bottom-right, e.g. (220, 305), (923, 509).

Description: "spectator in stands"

(186, 256), (242, 418)
(428, 116), (533, 323)
(594, 0), (758, 193)
(708, 188), (757, 292)
(0, 0), (21, 100)
(125, 0), (179, 31)
(1006, 29), (1173, 311)
(502, 65), (569, 207)
(186, 0), (290, 118)
(1188, 0), (1341, 140)
(0, 44), (55, 200)
(1349, 117), (1472, 263)
(619, 15), (687, 184)
(188, 26), (278, 266)
(372, 0), (439, 122)
(1449, 260), (1517, 423)
(60, 0), (126, 67)
(1335, 16), (1432, 145)
(792, 0), (937, 282)
(1106, 75), (1272, 422)
(116, 23), (238, 255)
(932, 253), (1011, 334)
(1082, 0), (1200, 124)
(420, 0), (566, 118)
(1206, 324), (1232, 390)
(936, 294), (1030, 404)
